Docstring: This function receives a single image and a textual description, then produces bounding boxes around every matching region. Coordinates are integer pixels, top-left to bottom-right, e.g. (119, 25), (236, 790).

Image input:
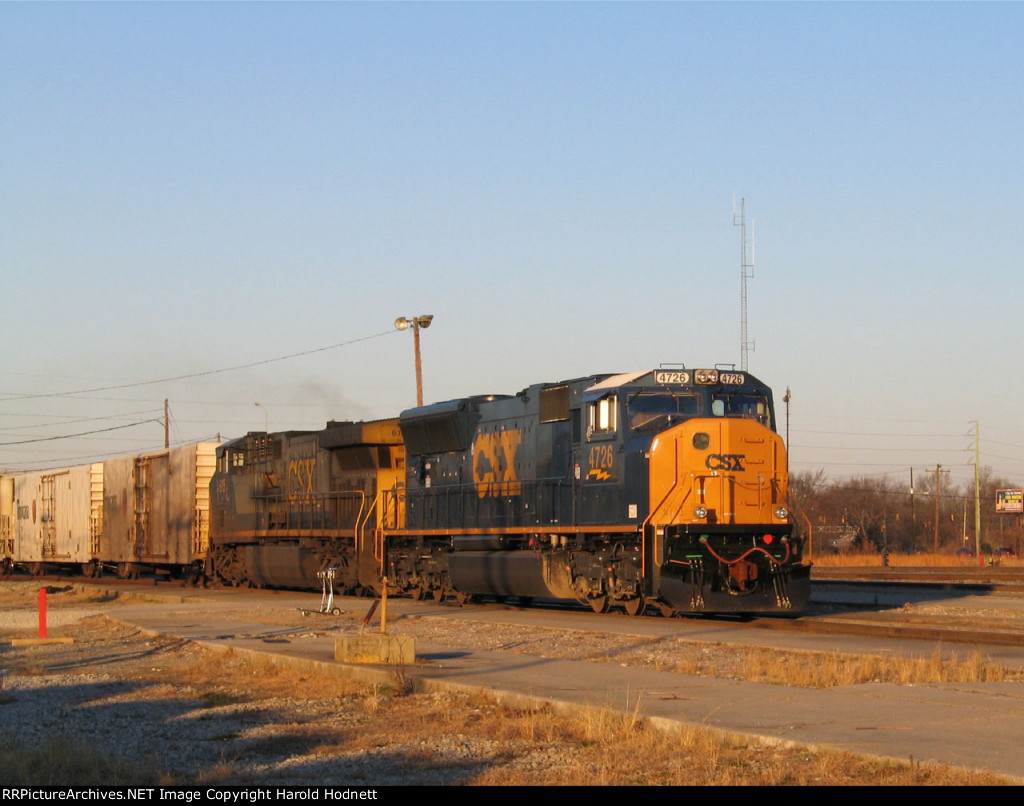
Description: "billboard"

(996, 489), (1024, 514)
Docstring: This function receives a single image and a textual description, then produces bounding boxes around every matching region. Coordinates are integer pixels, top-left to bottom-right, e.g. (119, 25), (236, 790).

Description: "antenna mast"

(733, 196), (755, 371)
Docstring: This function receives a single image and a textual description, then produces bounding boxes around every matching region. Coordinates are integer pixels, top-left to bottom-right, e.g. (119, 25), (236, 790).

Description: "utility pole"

(910, 467), (916, 553)
(973, 420), (981, 557)
(782, 386), (791, 450)
(931, 464), (950, 552)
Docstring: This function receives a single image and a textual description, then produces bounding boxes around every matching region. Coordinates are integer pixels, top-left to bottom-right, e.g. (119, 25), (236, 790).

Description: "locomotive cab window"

(711, 394), (772, 428)
(628, 393), (701, 430)
(587, 394), (618, 439)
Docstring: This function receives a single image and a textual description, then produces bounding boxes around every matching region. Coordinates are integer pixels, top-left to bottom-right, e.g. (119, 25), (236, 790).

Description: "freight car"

(101, 443), (219, 579)
(1, 463), (102, 576)
(207, 367), (810, 615)
(0, 443), (219, 579)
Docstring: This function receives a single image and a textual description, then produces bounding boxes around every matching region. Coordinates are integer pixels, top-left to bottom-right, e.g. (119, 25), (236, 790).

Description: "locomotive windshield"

(711, 393), (772, 428)
(627, 390), (773, 431)
(628, 393), (702, 430)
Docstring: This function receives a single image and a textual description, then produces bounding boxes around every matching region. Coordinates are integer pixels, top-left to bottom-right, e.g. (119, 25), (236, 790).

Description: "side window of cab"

(587, 394), (618, 440)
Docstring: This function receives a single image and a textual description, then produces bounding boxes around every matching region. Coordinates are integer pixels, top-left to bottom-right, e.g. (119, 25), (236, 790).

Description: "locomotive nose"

(648, 418), (788, 527)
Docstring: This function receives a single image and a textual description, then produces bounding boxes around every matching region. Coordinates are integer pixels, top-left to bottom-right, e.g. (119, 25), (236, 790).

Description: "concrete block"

(335, 634), (415, 665)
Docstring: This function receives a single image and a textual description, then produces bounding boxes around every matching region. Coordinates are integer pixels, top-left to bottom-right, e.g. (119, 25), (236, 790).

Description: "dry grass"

(0, 738), (165, 786)
(742, 647), (1008, 688)
(0, 698), (1007, 787)
(594, 633), (1021, 688)
(812, 551), (1023, 568)
(456, 703), (1003, 786)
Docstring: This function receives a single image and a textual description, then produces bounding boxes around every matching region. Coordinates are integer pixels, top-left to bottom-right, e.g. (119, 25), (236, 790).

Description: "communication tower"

(733, 196), (755, 371)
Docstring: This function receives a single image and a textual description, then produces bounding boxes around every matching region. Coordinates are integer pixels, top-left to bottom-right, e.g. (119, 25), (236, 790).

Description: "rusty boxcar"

(101, 443), (219, 578)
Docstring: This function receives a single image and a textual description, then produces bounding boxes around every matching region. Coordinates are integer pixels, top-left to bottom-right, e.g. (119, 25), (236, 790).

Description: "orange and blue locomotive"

(207, 366), (810, 615)
(388, 367), (809, 615)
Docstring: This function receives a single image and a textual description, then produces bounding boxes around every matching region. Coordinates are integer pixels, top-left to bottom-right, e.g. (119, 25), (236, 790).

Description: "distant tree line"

(788, 468), (1024, 555)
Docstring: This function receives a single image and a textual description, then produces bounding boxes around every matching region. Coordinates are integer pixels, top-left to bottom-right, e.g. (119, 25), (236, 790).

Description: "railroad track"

(7, 570), (1024, 652)
(812, 564), (1024, 589)
(749, 613), (1024, 647)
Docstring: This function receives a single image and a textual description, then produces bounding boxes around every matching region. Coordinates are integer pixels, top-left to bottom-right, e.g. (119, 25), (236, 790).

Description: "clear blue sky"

(2, 2), (1021, 490)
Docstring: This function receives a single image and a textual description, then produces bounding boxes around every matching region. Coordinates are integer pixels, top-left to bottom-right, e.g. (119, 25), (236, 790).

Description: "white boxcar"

(11, 464), (103, 573)
(1, 474), (14, 570)
(102, 443), (218, 576)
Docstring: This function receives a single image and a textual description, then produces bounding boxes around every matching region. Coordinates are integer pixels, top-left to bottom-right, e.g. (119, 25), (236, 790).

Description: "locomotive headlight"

(694, 505), (708, 519)
(692, 432), (710, 450)
(774, 506), (789, 520)
(694, 369), (719, 385)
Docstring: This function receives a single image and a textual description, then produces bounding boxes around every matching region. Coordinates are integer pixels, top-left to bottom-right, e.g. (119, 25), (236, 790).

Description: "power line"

(0, 419), (162, 446)
(1, 329), (397, 401)
(790, 444), (969, 454)
(0, 408), (164, 432)
(793, 428), (965, 438)
(0, 433), (224, 472)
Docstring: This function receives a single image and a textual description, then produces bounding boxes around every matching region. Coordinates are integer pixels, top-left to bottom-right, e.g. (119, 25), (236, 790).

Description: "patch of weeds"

(209, 733), (242, 743)
(0, 737), (161, 786)
(388, 665), (412, 696)
(198, 690), (237, 708)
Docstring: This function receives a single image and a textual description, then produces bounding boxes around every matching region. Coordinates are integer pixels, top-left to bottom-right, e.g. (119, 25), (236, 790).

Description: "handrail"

(252, 489), (366, 532)
(402, 477), (571, 530)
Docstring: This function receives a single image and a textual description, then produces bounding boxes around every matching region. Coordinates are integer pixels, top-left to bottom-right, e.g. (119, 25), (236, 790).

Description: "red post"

(38, 587), (47, 640)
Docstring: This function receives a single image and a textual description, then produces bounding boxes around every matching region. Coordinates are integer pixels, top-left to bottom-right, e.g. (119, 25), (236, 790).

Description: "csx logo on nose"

(706, 454), (746, 471)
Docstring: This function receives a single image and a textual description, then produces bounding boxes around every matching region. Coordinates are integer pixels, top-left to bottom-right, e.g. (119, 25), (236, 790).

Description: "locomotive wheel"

(456, 591), (475, 606)
(624, 596), (646, 617)
(432, 587), (448, 603)
(589, 595), (610, 614)
(410, 586), (425, 601)
(658, 601), (678, 619)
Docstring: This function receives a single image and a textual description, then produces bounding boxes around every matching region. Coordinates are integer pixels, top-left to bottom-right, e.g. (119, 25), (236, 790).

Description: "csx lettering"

(473, 430), (523, 497)
(706, 454), (746, 472)
(288, 458), (317, 505)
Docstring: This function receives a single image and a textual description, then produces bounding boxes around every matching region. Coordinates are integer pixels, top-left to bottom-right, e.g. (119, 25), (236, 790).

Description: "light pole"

(782, 386), (791, 450)
(394, 315), (433, 407)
